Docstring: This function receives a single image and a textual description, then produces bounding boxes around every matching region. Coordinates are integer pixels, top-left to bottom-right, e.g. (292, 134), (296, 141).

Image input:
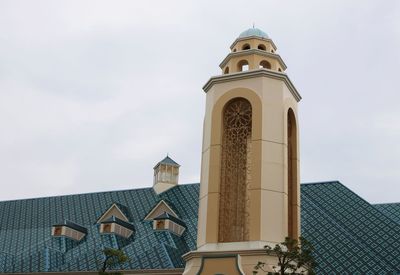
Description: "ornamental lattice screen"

(218, 98), (252, 242)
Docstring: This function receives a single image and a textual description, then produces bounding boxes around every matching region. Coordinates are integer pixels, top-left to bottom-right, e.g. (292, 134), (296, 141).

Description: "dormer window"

(153, 212), (186, 236)
(53, 226), (62, 236)
(103, 224), (112, 233)
(100, 216), (135, 239)
(155, 220), (165, 230)
(51, 220), (87, 241)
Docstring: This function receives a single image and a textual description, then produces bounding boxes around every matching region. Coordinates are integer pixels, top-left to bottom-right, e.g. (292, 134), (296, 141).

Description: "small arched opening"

(257, 44), (266, 51)
(233, 48), (237, 52)
(237, 60), (249, 72)
(259, 60), (271, 69)
(242, 44), (251, 50)
(224, 67), (230, 74)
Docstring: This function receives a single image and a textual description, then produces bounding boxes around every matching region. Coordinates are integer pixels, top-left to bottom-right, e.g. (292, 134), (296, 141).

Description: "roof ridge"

(300, 180), (341, 186)
(0, 182), (201, 203)
(373, 202), (400, 205)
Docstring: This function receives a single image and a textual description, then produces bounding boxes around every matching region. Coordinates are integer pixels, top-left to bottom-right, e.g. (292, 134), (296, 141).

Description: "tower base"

(182, 248), (278, 275)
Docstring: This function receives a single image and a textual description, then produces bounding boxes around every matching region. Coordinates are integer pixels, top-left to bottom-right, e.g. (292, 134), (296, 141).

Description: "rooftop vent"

(153, 155), (180, 194)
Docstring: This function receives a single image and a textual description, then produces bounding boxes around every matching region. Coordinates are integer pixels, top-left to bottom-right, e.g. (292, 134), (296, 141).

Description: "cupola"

(221, 27), (286, 74)
(153, 155), (180, 194)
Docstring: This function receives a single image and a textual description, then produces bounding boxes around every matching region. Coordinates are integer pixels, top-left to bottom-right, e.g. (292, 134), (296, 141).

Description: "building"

(0, 28), (399, 275)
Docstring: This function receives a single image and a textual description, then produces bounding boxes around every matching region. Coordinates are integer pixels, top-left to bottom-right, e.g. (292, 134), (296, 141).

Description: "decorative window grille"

(218, 98), (252, 242)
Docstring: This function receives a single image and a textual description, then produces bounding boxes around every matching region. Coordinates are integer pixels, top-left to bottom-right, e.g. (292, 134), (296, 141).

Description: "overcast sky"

(0, 0), (399, 203)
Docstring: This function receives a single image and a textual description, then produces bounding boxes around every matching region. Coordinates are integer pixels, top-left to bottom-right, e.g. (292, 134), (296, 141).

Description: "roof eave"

(219, 49), (287, 70)
(202, 69), (302, 102)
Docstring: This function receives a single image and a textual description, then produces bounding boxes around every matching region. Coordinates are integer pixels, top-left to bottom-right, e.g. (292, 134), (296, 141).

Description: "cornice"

(219, 49), (287, 70)
(182, 248), (274, 262)
(202, 69), (302, 102)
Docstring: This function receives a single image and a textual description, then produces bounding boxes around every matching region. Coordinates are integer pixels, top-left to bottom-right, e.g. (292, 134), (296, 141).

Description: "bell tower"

(183, 28), (301, 274)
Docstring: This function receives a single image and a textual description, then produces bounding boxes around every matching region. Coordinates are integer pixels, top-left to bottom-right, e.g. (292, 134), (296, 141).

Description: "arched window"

(233, 48), (237, 52)
(237, 60), (249, 72)
(218, 98), (252, 242)
(287, 108), (299, 240)
(242, 44), (250, 50)
(257, 44), (266, 51)
(224, 67), (229, 74)
(259, 60), (271, 69)
(278, 68), (282, 72)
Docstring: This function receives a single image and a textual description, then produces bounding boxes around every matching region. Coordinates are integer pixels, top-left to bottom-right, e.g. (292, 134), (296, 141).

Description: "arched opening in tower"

(287, 108), (299, 240)
(218, 97), (252, 242)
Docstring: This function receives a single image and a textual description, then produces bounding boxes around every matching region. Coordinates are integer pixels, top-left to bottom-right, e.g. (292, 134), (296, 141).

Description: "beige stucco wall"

(197, 73), (300, 249)
(223, 52), (284, 74)
(183, 249), (287, 275)
(231, 37), (275, 53)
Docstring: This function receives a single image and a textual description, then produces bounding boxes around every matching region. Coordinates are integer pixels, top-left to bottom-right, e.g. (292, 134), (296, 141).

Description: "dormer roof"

(96, 203), (130, 223)
(53, 220), (87, 234)
(101, 215), (135, 231)
(154, 212), (186, 227)
(144, 199), (179, 221)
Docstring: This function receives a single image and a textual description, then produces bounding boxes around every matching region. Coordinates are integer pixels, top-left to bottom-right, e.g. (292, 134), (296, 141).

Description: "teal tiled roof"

(374, 203), (400, 224)
(0, 184), (199, 272)
(301, 181), (400, 274)
(0, 181), (399, 273)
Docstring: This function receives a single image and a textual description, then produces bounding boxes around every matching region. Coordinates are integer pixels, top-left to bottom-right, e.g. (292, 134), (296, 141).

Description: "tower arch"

(287, 108), (299, 240)
(218, 97), (252, 242)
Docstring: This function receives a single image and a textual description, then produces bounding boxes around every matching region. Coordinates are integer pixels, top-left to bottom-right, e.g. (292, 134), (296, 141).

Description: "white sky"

(0, 0), (399, 203)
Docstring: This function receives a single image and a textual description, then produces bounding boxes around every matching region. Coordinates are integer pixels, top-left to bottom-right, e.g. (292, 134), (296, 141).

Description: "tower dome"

(221, 26), (285, 74)
(238, 27), (269, 39)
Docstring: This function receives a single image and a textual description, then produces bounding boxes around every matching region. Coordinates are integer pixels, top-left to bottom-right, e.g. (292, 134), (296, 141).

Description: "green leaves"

(99, 248), (129, 274)
(254, 237), (317, 275)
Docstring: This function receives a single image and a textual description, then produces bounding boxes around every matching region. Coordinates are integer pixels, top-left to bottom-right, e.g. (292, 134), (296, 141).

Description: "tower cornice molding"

(219, 49), (287, 70)
(202, 69), (302, 102)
